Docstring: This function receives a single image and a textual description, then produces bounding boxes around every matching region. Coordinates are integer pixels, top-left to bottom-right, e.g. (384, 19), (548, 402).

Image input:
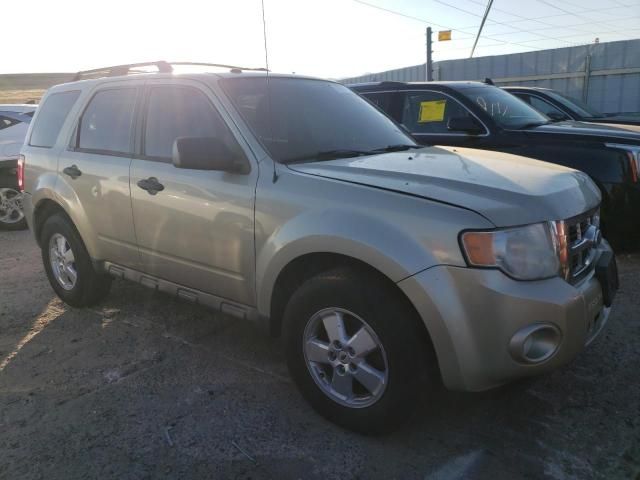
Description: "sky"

(3, 0), (639, 78)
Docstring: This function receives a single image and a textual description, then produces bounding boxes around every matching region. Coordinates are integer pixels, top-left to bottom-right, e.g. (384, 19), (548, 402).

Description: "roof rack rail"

(73, 61), (268, 81)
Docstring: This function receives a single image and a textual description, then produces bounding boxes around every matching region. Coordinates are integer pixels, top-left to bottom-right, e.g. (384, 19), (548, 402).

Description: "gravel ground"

(0, 229), (639, 480)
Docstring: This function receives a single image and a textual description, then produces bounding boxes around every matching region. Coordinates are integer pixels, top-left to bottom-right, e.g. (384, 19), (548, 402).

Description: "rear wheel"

(0, 188), (27, 231)
(41, 214), (111, 307)
(283, 267), (435, 434)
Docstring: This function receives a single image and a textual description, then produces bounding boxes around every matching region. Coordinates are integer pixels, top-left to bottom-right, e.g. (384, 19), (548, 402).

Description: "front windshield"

(547, 91), (602, 118)
(220, 77), (416, 163)
(459, 85), (549, 129)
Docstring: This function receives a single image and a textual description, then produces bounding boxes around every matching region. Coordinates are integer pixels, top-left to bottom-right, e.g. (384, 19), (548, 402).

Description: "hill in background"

(0, 73), (75, 104)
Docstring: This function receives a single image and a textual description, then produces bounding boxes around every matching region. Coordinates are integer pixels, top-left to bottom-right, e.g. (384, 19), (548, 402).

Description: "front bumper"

(398, 245), (613, 392)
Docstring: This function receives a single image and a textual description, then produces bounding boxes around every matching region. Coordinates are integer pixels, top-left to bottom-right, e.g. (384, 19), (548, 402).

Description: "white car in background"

(0, 104), (36, 230)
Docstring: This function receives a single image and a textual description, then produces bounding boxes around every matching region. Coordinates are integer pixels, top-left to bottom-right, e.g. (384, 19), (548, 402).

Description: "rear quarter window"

(29, 91), (80, 148)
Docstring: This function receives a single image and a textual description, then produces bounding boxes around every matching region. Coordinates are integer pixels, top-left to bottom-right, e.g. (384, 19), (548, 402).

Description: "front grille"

(563, 207), (601, 284)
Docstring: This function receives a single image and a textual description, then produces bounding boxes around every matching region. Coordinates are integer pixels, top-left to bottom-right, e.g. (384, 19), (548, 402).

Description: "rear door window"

(77, 88), (137, 154)
(143, 86), (231, 161)
(29, 91), (80, 147)
(401, 91), (478, 134)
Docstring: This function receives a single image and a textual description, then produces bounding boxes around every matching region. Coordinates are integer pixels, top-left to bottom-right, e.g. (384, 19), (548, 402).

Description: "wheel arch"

(267, 251), (441, 384)
(31, 183), (100, 258)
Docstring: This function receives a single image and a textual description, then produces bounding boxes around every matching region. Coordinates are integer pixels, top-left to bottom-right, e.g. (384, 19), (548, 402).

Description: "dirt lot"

(0, 229), (639, 480)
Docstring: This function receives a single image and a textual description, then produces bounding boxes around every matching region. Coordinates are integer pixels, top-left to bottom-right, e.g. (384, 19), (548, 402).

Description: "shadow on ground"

(1, 231), (639, 479)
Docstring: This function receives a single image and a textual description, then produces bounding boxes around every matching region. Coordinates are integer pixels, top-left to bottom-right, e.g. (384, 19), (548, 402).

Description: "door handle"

(62, 165), (82, 179)
(137, 177), (165, 195)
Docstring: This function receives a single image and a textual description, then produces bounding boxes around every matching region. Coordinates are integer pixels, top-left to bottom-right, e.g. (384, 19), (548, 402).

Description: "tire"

(40, 214), (111, 307)
(0, 187), (27, 231)
(283, 267), (434, 434)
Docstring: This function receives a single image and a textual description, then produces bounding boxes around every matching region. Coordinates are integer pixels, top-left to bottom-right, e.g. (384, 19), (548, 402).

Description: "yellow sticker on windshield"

(418, 100), (446, 123)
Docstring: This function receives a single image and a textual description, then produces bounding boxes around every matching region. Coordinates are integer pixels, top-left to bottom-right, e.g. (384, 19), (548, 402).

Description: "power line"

(351, 0), (548, 50)
(351, 0), (639, 55)
(464, 0), (603, 35)
(452, 0), (640, 34)
(351, 0), (473, 36)
(433, 0), (578, 45)
(478, 16), (640, 38)
(432, 0), (640, 47)
(485, 1), (640, 25)
(434, 0), (640, 42)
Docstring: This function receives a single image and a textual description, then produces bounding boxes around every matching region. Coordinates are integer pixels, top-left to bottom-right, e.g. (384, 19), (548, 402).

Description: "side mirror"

(547, 111), (568, 121)
(447, 116), (484, 135)
(172, 137), (249, 173)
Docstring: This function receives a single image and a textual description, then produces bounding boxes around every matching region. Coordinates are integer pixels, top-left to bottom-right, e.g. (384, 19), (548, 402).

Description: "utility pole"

(470, 0), (494, 58)
(426, 27), (433, 81)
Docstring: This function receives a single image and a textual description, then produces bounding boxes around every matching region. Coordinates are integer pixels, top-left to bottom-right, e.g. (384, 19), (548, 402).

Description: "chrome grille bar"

(560, 207), (601, 284)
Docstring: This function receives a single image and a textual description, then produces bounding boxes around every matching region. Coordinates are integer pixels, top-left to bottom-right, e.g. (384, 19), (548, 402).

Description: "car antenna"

(484, 77), (495, 86)
(261, 0), (278, 183)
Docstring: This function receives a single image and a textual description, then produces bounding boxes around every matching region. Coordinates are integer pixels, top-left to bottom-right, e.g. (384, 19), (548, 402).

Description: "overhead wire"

(351, 0), (547, 50)
(353, 0), (640, 54)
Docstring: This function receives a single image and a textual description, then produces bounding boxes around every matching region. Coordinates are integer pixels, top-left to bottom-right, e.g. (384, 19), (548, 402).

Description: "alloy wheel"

(0, 188), (24, 224)
(49, 233), (77, 290)
(303, 307), (389, 408)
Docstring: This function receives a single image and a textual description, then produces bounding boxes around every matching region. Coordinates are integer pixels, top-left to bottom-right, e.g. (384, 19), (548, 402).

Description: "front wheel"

(283, 268), (435, 434)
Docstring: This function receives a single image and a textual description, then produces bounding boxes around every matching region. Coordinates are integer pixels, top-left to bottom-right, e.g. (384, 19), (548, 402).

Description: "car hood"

(590, 121), (640, 134)
(527, 120), (640, 142)
(595, 115), (640, 126)
(287, 146), (600, 227)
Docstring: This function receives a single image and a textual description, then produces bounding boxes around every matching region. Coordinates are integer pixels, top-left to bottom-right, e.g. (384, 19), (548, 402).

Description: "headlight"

(460, 222), (561, 280)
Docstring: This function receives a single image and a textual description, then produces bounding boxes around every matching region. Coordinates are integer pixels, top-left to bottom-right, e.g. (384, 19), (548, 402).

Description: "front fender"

(256, 209), (447, 317)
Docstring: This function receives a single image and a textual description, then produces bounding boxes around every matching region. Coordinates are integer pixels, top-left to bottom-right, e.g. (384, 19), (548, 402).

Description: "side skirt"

(101, 261), (262, 324)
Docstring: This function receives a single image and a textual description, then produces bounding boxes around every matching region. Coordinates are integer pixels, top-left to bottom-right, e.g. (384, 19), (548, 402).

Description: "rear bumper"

(399, 245), (613, 392)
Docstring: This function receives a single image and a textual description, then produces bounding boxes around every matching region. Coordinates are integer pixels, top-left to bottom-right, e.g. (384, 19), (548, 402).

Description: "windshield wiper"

(368, 144), (422, 153)
(284, 149), (371, 164)
(283, 145), (421, 164)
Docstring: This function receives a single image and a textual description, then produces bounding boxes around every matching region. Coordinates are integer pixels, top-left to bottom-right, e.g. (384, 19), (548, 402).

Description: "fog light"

(509, 324), (561, 364)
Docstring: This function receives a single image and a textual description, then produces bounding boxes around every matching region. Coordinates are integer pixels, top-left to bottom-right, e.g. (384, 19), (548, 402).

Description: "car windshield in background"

(460, 86), (549, 129)
(547, 90), (602, 118)
(220, 77), (416, 163)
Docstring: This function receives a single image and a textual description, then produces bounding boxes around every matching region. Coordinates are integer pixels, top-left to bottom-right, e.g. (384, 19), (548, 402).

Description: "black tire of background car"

(40, 214), (112, 307)
(283, 267), (436, 434)
(0, 217), (27, 231)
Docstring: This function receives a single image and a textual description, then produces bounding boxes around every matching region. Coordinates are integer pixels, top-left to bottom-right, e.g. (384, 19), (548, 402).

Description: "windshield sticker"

(418, 100), (446, 123)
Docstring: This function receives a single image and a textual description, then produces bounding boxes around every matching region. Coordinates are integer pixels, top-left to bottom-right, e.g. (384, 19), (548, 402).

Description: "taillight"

(606, 143), (640, 183)
(17, 154), (25, 192)
(627, 151), (639, 183)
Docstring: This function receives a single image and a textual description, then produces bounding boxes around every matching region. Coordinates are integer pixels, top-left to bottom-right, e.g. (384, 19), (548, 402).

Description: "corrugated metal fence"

(341, 39), (640, 114)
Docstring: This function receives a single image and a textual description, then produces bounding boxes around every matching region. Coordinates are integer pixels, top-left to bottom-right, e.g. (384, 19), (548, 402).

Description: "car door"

(129, 79), (257, 305)
(397, 90), (491, 148)
(59, 83), (140, 267)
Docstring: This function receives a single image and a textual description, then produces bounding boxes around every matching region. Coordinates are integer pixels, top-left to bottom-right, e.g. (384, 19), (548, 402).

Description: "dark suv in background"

(350, 81), (640, 248)
(503, 86), (640, 130)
